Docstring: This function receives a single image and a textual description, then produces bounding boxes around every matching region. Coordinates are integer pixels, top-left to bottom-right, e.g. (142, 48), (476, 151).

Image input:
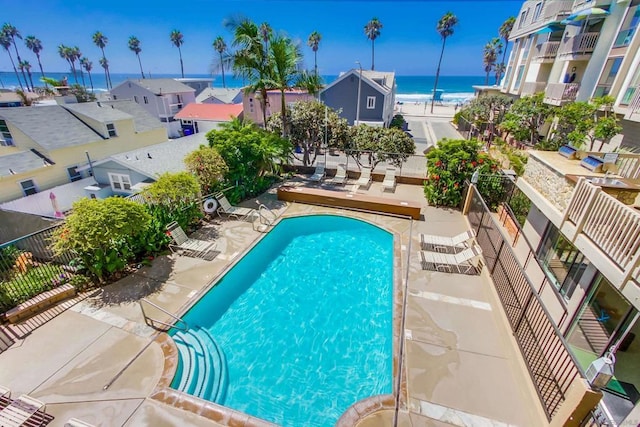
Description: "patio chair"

(355, 167), (372, 189)
(0, 394), (46, 427)
(329, 164), (347, 185)
(215, 193), (256, 221)
(166, 222), (217, 260)
(381, 167), (397, 192)
(420, 229), (476, 253)
(309, 163), (325, 183)
(420, 244), (483, 275)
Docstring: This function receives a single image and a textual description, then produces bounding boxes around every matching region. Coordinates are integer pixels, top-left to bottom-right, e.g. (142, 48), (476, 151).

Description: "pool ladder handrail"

(139, 298), (189, 331)
(253, 202), (278, 232)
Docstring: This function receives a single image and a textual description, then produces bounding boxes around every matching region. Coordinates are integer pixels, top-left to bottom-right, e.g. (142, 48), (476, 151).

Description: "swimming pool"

(171, 215), (394, 426)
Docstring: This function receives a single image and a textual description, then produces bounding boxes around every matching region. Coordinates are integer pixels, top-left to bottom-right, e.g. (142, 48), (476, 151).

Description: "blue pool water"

(172, 215), (394, 426)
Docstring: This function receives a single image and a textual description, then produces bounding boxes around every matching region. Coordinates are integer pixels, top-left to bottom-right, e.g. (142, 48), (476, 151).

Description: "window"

(177, 94), (183, 104)
(108, 173), (132, 191)
(67, 166), (82, 182)
(614, 6), (640, 47)
(518, 9), (529, 29)
(106, 123), (117, 138)
(522, 35), (533, 60)
(19, 179), (38, 196)
(366, 96), (376, 109)
(133, 95), (139, 103)
(533, 2), (543, 21)
(143, 96), (149, 104)
(0, 119), (14, 146)
(621, 64), (640, 105)
(594, 57), (623, 97)
(514, 65), (526, 89)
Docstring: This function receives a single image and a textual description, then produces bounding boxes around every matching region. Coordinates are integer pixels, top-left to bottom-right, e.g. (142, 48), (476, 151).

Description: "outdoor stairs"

(172, 326), (228, 404)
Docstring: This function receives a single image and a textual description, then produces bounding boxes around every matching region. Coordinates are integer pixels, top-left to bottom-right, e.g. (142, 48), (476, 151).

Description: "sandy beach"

(394, 101), (457, 119)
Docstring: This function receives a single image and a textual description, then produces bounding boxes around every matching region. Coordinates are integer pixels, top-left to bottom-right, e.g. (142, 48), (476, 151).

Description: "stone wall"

(523, 156), (575, 211)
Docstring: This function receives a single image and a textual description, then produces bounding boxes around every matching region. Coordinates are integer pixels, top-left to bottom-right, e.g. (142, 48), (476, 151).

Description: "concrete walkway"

(0, 181), (545, 426)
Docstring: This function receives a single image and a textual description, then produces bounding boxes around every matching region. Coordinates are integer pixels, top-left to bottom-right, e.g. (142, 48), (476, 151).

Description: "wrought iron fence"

(0, 224), (76, 313)
(467, 185), (586, 420)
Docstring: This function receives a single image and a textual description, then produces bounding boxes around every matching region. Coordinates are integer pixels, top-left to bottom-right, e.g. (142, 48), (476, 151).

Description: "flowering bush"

(424, 138), (500, 207)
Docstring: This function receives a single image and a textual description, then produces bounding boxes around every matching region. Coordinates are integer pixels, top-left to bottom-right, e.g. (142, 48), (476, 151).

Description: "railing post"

(572, 187), (601, 238)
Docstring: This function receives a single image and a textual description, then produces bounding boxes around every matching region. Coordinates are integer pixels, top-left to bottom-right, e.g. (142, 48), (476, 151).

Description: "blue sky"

(2, 0), (522, 76)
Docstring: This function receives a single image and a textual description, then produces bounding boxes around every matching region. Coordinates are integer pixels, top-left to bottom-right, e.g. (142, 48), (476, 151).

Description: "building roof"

(113, 78), (196, 95)
(0, 150), (49, 177)
(322, 69), (395, 96)
(0, 105), (101, 151)
(99, 100), (165, 132)
(63, 102), (132, 123)
(196, 87), (243, 104)
(174, 103), (243, 121)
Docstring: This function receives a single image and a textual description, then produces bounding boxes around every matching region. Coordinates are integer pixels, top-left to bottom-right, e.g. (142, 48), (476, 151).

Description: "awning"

(535, 22), (565, 34)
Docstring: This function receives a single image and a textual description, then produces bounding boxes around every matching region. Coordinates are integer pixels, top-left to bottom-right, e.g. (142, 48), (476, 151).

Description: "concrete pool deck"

(0, 181), (547, 426)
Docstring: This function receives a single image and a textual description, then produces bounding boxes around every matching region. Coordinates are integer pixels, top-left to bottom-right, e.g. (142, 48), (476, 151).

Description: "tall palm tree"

(483, 40), (499, 85)
(498, 17), (516, 84)
(2, 24), (29, 91)
(213, 36), (227, 88)
(0, 32), (23, 91)
(58, 44), (78, 84)
(92, 31), (112, 89)
(70, 46), (85, 88)
(128, 36), (144, 79)
(494, 63), (506, 86)
(259, 22), (272, 56)
(170, 30), (185, 78)
(296, 70), (323, 97)
(19, 60), (34, 91)
(80, 57), (94, 92)
(431, 12), (458, 114)
(99, 57), (109, 88)
(364, 18), (382, 70)
(307, 31), (321, 76)
(25, 36), (46, 86)
(268, 35), (302, 136)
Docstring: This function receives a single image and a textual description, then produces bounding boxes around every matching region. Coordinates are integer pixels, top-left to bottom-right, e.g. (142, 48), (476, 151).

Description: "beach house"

(110, 78), (196, 138)
(243, 89), (314, 127)
(174, 103), (243, 135)
(320, 69), (396, 127)
(196, 88), (243, 105)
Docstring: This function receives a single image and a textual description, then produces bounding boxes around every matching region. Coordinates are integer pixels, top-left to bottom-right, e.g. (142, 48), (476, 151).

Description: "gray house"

(196, 88), (243, 104)
(110, 78), (196, 139)
(320, 69), (396, 127)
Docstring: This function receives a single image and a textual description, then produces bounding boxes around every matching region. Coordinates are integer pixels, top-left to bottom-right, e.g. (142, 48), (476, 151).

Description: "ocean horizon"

(0, 71), (488, 105)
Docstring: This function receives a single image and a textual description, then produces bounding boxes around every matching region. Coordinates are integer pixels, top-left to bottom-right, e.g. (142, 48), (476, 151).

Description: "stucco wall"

(523, 155), (575, 211)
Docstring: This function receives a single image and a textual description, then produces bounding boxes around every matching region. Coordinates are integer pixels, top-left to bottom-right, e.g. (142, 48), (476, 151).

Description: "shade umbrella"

(566, 7), (610, 21)
(535, 24), (565, 34)
(560, 18), (584, 26)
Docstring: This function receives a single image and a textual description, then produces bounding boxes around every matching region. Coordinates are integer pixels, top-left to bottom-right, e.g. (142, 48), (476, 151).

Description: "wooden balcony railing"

(521, 81), (547, 95)
(533, 41), (560, 60)
(544, 83), (580, 105)
(557, 32), (599, 56)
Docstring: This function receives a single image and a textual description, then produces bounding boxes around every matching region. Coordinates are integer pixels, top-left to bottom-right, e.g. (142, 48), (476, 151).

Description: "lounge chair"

(166, 222), (217, 260)
(355, 167), (372, 188)
(309, 163), (325, 183)
(215, 193), (256, 220)
(381, 167), (396, 192)
(329, 164), (347, 185)
(420, 244), (483, 275)
(0, 394), (46, 427)
(420, 229), (476, 253)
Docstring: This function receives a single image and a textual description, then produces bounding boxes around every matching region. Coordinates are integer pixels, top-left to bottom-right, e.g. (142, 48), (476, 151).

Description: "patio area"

(0, 179), (546, 426)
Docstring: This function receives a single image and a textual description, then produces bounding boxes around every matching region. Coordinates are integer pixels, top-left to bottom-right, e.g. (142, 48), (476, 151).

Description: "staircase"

(171, 326), (228, 404)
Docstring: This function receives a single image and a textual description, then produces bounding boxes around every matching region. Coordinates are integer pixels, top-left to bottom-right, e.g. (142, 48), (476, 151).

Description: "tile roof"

(114, 78), (195, 95)
(174, 103), (243, 121)
(0, 150), (49, 177)
(195, 88), (243, 104)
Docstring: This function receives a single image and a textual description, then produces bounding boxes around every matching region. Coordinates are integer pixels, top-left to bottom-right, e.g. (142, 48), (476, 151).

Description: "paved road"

(406, 116), (463, 155)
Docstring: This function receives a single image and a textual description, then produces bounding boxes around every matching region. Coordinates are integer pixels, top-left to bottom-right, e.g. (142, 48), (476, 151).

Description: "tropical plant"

(68, 83), (96, 103)
(80, 57), (94, 92)
(2, 24), (28, 91)
(92, 31), (112, 89)
(0, 31), (23, 91)
(458, 94), (512, 129)
(58, 44), (77, 84)
(307, 31), (321, 76)
(498, 17), (516, 83)
(18, 60), (34, 91)
(259, 22), (273, 54)
(482, 38), (502, 85)
(390, 114), (406, 130)
(589, 96), (623, 151)
(24, 36), (46, 86)
(549, 101), (596, 150)
(267, 35), (302, 136)
(170, 29), (185, 78)
(295, 70), (323, 97)
(364, 18), (382, 70)
(500, 93), (554, 146)
(128, 36), (144, 79)
(69, 46), (86, 88)
(494, 63), (506, 86)
(431, 12), (458, 113)
(348, 125), (416, 170)
(184, 146), (229, 195)
(213, 36), (227, 87)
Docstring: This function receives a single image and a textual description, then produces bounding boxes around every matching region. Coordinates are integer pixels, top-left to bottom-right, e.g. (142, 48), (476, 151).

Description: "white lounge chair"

(420, 244), (483, 275)
(420, 229), (476, 253)
(382, 167), (396, 192)
(355, 167), (372, 188)
(166, 222), (217, 260)
(0, 394), (46, 427)
(215, 193), (256, 220)
(309, 163), (325, 183)
(329, 164), (347, 185)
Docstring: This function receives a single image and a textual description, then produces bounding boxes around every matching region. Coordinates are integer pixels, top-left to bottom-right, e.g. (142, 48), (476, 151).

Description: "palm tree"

(307, 31), (321, 76)
(58, 44), (77, 83)
(99, 57), (109, 88)
(483, 40), (499, 85)
(213, 36), (227, 88)
(268, 35), (302, 136)
(296, 70), (323, 97)
(127, 36), (144, 79)
(80, 57), (94, 92)
(259, 22), (272, 55)
(494, 63), (506, 86)
(2, 24), (29, 91)
(70, 46), (85, 88)
(19, 60), (34, 90)
(364, 18), (382, 70)
(92, 31), (112, 89)
(431, 12), (458, 114)
(498, 17), (516, 84)
(170, 30), (185, 78)
(25, 36), (46, 87)
(0, 32), (23, 90)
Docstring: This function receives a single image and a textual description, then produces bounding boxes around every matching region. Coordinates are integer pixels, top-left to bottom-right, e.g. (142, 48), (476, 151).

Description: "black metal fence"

(467, 185), (586, 420)
(0, 224), (76, 313)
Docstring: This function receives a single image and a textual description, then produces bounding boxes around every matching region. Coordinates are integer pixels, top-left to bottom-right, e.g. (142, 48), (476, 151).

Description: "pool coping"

(150, 208), (410, 426)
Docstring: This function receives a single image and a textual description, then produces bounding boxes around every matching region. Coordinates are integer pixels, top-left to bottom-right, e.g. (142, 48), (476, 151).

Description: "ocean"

(0, 71), (483, 105)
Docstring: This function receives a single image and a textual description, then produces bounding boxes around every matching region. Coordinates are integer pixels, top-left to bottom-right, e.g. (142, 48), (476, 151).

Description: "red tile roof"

(174, 103), (243, 121)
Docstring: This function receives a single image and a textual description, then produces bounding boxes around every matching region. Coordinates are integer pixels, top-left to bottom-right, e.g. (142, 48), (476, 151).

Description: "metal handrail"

(139, 298), (189, 331)
(258, 204), (277, 226)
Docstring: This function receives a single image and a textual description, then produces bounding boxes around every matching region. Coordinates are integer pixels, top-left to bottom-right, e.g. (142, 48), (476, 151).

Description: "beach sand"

(394, 101), (457, 119)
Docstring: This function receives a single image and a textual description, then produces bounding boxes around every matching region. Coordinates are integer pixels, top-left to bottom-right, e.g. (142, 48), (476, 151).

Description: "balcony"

(544, 83), (580, 105)
(510, 2), (572, 38)
(532, 41), (560, 62)
(169, 103), (184, 115)
(557, 32), (599, 58)
(521, 81), (547, 95)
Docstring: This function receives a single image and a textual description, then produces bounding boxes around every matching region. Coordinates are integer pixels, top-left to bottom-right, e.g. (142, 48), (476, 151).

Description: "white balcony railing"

(544, 83), (580, 104)
(629, 87), (640, 114)
(557, 32), (599, 56)
(521, 81), (547, 95)
(533, 41), (560, 60)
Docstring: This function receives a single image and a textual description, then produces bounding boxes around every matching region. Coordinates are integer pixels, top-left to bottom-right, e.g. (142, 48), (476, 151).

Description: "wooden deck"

(277, 185), (422, 219)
